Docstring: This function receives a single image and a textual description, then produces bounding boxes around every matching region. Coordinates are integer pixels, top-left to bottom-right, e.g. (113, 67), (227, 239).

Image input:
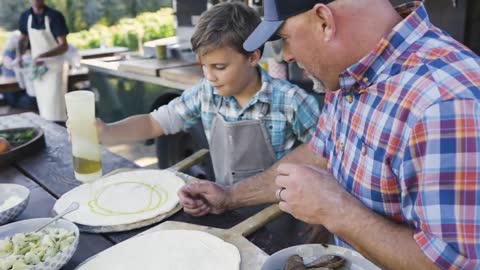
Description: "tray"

(0, 127), (45, 167)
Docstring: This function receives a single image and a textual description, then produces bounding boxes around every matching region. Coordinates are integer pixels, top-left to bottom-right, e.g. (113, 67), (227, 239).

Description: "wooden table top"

(0, 113), (289, 269)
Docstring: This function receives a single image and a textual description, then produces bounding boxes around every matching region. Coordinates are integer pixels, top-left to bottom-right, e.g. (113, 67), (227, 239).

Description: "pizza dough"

(53, 170), (184, 226)
(77, 230), (241, 270)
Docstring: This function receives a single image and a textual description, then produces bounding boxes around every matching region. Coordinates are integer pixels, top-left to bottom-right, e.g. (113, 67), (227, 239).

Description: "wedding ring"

(275, 187), (286, 202)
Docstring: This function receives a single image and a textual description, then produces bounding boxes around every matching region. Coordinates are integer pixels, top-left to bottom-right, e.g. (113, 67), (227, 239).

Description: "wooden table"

(0, 113), (288, 269)
(78, 47), (129, 60)
(0, 68), (89, 94)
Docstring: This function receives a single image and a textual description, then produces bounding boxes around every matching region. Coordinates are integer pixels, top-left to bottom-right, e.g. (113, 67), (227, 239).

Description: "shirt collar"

(339, 1), (430, 92)
(30, 5), (50, 16)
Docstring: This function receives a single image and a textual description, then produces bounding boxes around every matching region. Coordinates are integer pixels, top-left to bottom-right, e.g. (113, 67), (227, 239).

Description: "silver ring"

(275, 188), (286, 202)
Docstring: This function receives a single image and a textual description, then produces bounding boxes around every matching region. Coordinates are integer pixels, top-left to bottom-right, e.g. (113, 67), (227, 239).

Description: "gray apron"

(209, 97), (311, 246)
(209, 97), (276, 185)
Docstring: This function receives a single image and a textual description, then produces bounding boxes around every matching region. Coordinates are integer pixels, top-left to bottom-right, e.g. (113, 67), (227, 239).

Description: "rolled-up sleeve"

(150, 84), (203, 135)
(402, 99), (480, 269)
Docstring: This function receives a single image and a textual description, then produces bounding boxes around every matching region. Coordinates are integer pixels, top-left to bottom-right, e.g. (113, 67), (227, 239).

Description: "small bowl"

(0, 218), (80, 270)
(0, 127), (46, 168)
(261, 244), (381, 270)
(0, 183), (30, 225)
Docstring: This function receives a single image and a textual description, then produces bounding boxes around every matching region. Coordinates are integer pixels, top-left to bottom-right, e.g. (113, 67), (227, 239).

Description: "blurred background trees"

(0, 0), (173, 50)
(0, 0), (172, 32)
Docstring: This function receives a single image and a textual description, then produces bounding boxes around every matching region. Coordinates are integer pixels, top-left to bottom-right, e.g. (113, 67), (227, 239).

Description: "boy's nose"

(204, 68), (217, 82)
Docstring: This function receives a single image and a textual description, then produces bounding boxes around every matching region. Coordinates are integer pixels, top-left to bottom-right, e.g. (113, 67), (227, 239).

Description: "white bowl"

(0, 183), (30, 225)
(0, 218), (80, 270)
(261, 244), (381, 270)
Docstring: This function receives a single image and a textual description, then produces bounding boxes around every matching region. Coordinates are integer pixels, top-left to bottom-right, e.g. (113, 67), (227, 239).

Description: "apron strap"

(27, 14), (32, 29)
(44, 16), (52, 35)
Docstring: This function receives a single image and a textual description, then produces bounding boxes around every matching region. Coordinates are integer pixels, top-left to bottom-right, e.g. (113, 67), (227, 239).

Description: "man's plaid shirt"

(310, 2), (480, 269)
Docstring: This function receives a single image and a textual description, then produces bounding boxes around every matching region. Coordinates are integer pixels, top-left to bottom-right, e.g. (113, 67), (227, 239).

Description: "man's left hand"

(33, 56), (44, 66)
(275, 163), (356, 229)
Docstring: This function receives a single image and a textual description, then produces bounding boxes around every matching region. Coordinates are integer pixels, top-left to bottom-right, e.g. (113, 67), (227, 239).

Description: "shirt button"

(362, 77), (369, 83)
(345, 94), (353, 104)
(361, 144), (367, 156)
(335, 139), (344, 152)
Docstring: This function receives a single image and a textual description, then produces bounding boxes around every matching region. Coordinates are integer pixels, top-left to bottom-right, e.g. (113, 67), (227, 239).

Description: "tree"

(0, 0), (30, 31)
(0, 0), (173, 32)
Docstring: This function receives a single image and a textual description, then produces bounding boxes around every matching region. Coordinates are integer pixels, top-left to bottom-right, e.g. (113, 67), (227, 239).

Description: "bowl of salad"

(0, 127), (46, 168)
(0, 218), (79, 270)
(0, 184), (30, 225)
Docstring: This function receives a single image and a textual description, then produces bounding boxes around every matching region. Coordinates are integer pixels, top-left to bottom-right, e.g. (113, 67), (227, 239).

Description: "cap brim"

(243, 20), (284, 52)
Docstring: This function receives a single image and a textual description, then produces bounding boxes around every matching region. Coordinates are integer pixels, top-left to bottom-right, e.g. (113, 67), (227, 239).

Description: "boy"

(95, 2), (320, 185)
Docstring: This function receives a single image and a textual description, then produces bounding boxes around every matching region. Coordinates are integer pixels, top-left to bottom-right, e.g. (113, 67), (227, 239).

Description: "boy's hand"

(66, 118), (106, 144)
(95, 118), (107, 143)
(178, 180), (232, 216)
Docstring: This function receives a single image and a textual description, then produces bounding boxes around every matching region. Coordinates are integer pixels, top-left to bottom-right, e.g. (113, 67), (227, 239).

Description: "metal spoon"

(35, 202), (79, 232)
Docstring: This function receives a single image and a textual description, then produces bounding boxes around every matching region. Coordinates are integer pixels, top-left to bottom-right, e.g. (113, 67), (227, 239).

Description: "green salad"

(0, 129), (36, 147)
(0, 228), (75, 270)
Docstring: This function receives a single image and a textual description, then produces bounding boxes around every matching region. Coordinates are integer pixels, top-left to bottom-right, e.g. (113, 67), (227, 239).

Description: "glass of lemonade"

(65, 90), (102, 182)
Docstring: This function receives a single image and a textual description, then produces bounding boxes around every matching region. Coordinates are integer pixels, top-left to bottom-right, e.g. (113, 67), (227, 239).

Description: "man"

(178, 0), (480, 269)
(17, 0), (69, 122)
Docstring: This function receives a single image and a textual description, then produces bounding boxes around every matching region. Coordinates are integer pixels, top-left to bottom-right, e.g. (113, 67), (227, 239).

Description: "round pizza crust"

(54, 169), (185, 227)
(77, 230), (241, 270)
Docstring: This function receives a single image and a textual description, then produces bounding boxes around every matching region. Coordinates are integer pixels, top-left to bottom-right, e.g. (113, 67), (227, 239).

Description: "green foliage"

(0, 29), (7, 51)
(0, 1), (30, 31)
(68, 8), (175, 50)
(0, 0), (172, 33)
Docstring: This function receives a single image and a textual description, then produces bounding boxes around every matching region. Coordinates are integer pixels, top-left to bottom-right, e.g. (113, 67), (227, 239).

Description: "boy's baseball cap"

(244, 0), (335, 52)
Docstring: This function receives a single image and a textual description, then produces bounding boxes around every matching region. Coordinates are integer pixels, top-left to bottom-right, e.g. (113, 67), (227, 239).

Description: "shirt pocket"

(342, 130), (401, 213)
(262, 112), (289, 152)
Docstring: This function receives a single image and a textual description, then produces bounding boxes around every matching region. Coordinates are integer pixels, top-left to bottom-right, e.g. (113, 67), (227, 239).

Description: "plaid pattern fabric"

(154, 68), (320, 159)
(309, 2), (480, 269)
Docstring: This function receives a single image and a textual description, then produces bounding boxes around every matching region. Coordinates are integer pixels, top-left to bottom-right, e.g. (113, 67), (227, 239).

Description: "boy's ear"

(247, 49), (262, 66)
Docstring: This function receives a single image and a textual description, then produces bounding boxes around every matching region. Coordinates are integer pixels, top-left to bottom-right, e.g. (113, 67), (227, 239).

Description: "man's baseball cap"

(244, 0), (335, 52)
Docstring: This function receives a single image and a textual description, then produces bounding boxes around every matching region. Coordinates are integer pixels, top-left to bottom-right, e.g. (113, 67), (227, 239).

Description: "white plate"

(261, 244), (381, 270)
(0, 183), (30, 225)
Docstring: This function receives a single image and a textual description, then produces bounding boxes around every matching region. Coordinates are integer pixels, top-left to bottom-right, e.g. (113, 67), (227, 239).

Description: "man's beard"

(309, 75), (327, 94)
(297, 62), (327, 93)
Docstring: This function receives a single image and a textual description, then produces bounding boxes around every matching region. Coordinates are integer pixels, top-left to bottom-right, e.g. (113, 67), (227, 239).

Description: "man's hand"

(14, 57), (23, 68)
(178, 180), (232, 216)
(275, 163), (355, 229)
(33, 56), (44, 66)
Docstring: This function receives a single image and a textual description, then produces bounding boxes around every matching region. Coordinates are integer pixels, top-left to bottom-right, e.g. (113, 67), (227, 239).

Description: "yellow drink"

(72, 156), (102, 174)
(65, 91), (102, 182)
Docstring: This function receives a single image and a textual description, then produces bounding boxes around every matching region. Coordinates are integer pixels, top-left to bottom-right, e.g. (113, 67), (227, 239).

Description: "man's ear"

(248, 49), (262, 66)
(312, 4), (336, 42)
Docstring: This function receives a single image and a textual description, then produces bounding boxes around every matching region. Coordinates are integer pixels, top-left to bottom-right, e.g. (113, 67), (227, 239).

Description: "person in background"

(16, 0), (69, 123)
(1, 30), (37, 110)
(178, 0), (480, 269)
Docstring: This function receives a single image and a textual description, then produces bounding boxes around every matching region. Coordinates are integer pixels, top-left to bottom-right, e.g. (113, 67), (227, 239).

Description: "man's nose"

(282, 47), (295, 63)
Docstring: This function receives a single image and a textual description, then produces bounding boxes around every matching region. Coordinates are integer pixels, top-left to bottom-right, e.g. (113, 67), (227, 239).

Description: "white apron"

(28, 15), (68, 121)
